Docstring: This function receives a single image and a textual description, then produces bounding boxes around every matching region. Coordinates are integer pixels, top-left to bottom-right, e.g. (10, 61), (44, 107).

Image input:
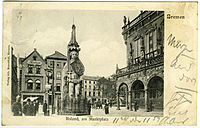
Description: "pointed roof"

(46, 51), (67, 60)
(22, 48), (45, 63)
(68, 24), (79, 47)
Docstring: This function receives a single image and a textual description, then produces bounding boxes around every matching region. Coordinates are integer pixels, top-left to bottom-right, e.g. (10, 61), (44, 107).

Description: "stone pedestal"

(61, 79), (89, 115)
(61, 95), (89, 115)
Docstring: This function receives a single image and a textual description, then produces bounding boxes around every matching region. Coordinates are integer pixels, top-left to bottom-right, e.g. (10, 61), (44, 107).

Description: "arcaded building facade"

(116, 11), (164, 111)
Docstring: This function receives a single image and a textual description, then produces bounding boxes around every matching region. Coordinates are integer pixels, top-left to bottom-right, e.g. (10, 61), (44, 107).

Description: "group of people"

(87, 100), (110, 115)
(23, 99), (39, 116)
(94, 100), (103, 109)
(11, 96), (49, 116)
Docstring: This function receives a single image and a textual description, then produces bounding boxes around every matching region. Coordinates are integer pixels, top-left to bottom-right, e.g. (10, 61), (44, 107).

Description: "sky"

(12, 9), (140, 77)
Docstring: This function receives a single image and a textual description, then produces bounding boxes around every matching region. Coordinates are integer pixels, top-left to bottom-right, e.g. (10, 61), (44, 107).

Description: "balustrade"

(117, 50), (163, 77)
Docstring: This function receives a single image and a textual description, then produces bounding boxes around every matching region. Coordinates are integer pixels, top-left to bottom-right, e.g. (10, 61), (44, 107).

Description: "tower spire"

(69, 24), (78, 47)
(68, 24), (80, 53)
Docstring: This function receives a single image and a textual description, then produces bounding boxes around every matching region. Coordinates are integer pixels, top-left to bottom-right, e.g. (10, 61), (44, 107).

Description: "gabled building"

(20, 48), (47, 104)
(45, 51), (67, 113)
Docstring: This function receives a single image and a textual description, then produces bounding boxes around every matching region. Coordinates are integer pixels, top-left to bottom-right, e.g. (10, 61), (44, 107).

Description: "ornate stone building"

(116, 11), (164, 111)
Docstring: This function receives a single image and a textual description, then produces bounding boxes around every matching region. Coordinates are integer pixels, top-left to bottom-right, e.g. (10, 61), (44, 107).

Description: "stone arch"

(131, 80), (145, 109)
(147, 73), (163, 85)
(117, 82), (128, 93)
(147, 76), (164, 110)
(117, 83), (129, 110)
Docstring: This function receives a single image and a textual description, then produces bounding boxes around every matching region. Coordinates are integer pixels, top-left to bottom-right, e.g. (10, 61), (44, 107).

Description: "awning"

(23, 97), (38, 102)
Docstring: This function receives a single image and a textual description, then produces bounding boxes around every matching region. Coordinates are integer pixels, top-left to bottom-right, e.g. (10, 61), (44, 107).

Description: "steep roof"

(68, 24), (79, 47)
(22, 48), (45, 63)
(82, 75), (101, 81)
(46, 51), (67, 60)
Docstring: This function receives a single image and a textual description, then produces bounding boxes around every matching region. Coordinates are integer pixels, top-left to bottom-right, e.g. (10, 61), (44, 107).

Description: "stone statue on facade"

(123, 16), (127, 26)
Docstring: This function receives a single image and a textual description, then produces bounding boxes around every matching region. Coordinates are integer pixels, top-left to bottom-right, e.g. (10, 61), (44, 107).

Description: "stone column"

(126, 91), (129, 109)
(145, 89), (149, 112)
(129, 91), (133, 111)
(117, 92), (120, 110)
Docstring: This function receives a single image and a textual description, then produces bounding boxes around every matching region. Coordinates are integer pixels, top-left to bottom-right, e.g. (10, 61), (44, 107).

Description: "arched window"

(35, 80), (41, 90)
(27, 79), (33, 90)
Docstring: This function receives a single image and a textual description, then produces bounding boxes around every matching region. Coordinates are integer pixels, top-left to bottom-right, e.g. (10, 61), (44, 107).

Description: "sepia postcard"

(2, 1), (198, 126)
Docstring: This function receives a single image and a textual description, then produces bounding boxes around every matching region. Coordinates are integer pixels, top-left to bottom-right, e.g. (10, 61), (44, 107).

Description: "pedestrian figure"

(99, 101), (102, 109)
(109, 100), (112, 108)
(31, 101), (36, 116)
(57, 99), (61, 115)
(11, 96), (22, 116)
(35, 100), (39, 114)
(134, 101), (139, 112)
(38, 102), (43, 115)
(87, 101), (91, 115)
(149, 100), (154, 112)
(23, 99), (32, 116)
(43, 100), (48, 116)
(104, 103), (109, 114)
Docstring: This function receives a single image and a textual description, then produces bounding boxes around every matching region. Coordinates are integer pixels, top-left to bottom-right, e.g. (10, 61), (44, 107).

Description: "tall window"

(85, 85), (87, 89)
(93, 86), (95, 91)
(35, 80), (41, 90)
(130, 43), (133, 63)
(56, 83), (61, 92)
(28, 65), (33, 74)
(85, 91), (87, 96)
(149, 32), (153, 53)
(85, 80), (87, 83)
(93, 92), (95, 96)
(36, 65), (41, 74)
(27, 79), (33, 90)
(93, 81), (96, 84)
(98, 91), (100, 96)
(89, 92), (91, 96)
(56, 71), (61, 80)
(89, 81), (91, 84)
(89, 85), (91, 90)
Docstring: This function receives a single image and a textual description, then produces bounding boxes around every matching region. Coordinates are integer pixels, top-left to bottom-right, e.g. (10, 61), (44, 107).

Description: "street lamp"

(45, 62), (55, 115)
